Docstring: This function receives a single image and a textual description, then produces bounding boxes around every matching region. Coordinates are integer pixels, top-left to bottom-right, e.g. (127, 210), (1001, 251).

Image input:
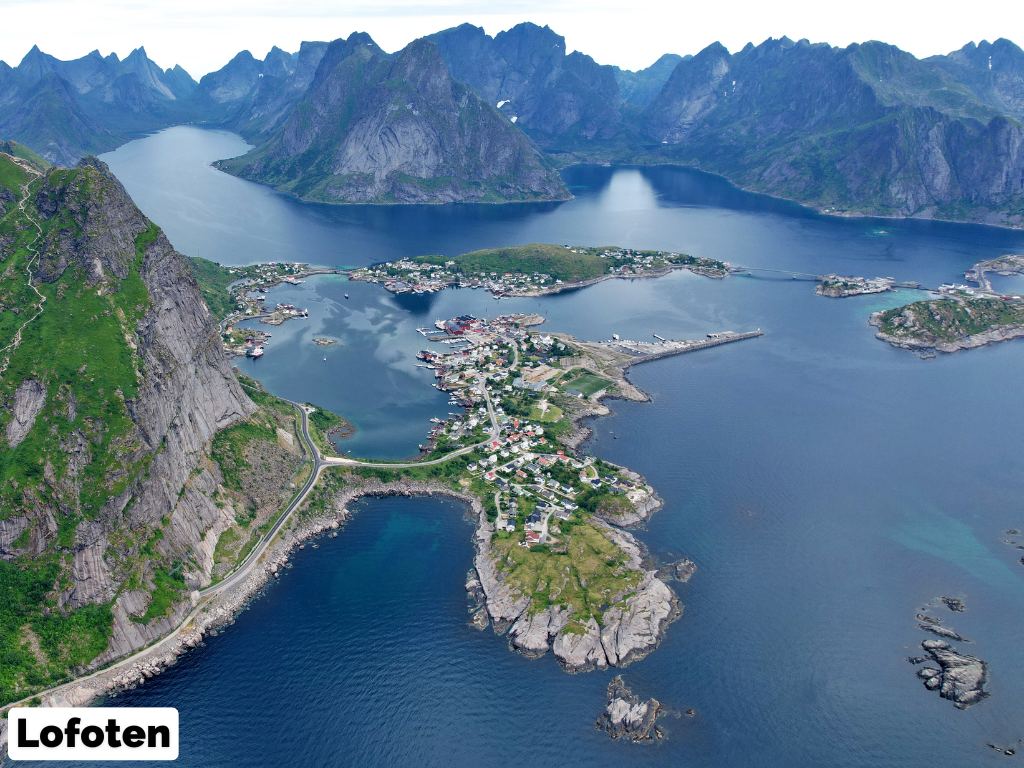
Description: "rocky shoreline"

(869, 310), (1024, 353)
(0, 350), (688, 753)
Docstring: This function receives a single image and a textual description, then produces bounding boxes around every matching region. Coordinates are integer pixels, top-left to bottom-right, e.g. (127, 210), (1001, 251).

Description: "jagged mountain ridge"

(0, 46), (198, 165)
(218, 36), (569, 203)
(428, 22), (626, 147)
(3, 30), (1024, 222)
(0, 152), (256, 699)
(641, 36), (1024, 223)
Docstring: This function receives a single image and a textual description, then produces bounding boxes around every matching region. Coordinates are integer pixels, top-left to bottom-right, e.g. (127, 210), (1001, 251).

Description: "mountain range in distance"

(1, 23), (1023, 224)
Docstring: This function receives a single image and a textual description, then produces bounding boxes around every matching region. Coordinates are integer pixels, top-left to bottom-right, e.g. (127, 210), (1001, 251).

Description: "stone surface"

(595, 675), (663, 741)
(912, 639), (989, 709)
(5, 377), (46, 447)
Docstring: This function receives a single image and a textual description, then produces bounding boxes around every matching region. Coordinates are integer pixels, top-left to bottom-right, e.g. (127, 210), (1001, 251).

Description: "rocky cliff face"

(429, 22), (625, 146)
(221, 37), (569, 203)
(0, 154), (255, 698)
(642, 37), (1024, 224)
(225, 41), (332, 138)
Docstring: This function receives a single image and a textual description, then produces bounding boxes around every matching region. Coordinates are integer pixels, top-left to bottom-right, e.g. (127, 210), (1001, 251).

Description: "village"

(214, 262), (332, 358)
(407, 312), (657, 548)
(347, 245), (729, 299)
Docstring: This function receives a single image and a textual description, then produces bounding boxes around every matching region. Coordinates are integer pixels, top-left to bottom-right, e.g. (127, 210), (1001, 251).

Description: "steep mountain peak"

(307, 32), (384, 94)
(430, 21), (623, 144)
(219, 34), (569, 204)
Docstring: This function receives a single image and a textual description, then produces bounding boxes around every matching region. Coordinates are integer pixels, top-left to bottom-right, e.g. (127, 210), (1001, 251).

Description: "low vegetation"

(875, 296), (1024, 345)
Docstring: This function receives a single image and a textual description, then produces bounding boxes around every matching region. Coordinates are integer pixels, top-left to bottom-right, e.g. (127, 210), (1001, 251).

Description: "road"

(1, 343), (511, 715)
(206, 367), (504, 594)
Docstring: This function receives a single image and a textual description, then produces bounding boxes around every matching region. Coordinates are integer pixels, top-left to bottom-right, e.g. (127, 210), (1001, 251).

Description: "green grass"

(0, 141), (50, 174)
(187, 257), (237, 321)
(0, 217), (157, 518)
(416, 244), (610, 283)
(877, 297), (1024, 343)
(210, 419), (277, 491)
(490, 520), (642, 623)
(0, 154), (30, 201)
(563, 374), (612, 397)
(0, 558), (113, 706)
(528, 405), (563, 422)
(134, 568), (187, 625)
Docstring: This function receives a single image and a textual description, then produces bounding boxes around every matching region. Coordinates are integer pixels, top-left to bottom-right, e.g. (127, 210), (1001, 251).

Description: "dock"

(604, 330), (764, 368)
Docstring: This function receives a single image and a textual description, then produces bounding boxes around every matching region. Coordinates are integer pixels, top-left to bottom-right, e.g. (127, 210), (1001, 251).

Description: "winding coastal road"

(0, 340), (511, 718)
(205, 373), (502, 596)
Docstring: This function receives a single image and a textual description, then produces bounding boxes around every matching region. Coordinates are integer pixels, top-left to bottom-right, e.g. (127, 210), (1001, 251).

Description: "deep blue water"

(36, 126), (1024, 767)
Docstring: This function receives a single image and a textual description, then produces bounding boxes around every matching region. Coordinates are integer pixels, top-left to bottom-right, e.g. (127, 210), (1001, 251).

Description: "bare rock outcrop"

(912, 639), (988, 709)
(5, 377), (46, 447)
(595, 676), (663, 741)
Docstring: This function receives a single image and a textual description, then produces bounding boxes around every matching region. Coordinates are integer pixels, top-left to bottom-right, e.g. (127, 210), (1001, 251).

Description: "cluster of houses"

(405, 310), (650, 549)
(350, 257), (565, 297)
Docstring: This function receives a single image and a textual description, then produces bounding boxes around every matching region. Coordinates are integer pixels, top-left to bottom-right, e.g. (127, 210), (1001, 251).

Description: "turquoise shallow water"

(39, 126), (1024, 767)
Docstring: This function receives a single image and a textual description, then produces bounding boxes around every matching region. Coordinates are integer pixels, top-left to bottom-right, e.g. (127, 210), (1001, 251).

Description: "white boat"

(247, 345), (264, 358)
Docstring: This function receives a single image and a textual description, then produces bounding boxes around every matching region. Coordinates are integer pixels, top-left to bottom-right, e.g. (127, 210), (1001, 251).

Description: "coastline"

(0, 284), (704, 756)
(869, 309), (1024, 354)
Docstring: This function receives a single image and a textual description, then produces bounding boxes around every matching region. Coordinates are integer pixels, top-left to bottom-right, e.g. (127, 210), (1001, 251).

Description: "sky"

(0, 0), (1019, 77)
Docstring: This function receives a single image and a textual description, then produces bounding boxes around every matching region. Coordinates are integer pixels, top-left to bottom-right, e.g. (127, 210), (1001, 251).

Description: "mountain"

(641, 37), (1024, 224)
(0, 46), (198, 164)
(428, 23), (626, 148)
(0, 152), (257, 702)
(218, 36), (569, 204)
(223, 41), (333, 138)
(614, 54), (686, 107)
(15, 45), (196, 107)
(0, 72), (120, 166)
(928, 38), (1024, 118)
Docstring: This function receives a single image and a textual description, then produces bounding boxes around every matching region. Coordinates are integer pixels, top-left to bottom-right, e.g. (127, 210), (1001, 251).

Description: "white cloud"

(0, 0), (1019, 77)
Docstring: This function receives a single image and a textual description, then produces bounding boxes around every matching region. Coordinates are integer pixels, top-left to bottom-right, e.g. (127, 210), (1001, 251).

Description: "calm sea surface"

(43, 126), (1024, 767)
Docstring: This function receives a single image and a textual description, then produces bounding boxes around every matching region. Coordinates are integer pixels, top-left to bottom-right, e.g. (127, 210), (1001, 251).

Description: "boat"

(247, 345), (264, 358)
(344, 294), (349, 299)
(323, 357), (327, 361)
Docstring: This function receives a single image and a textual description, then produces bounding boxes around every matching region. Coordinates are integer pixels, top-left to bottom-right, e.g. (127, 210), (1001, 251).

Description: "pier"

(598, 329), (764, 368)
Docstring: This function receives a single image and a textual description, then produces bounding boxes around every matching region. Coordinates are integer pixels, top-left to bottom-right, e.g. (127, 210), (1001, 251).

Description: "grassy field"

(416, 243), (611, 283)
(563, 374), (612, 397)
(528, 404), (563, 422)
(490, 520), (643, 626)
(0, 141), (50, 173)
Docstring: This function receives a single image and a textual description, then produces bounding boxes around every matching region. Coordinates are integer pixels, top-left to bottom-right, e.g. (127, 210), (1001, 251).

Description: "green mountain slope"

(0, 154), (257, 704)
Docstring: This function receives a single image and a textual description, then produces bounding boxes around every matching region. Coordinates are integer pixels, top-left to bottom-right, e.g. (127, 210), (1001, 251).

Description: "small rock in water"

(655, 557), (697, 583)
(918, 623), (970, 643)
(595, 675), (663, 741)
(1006, 529), (1020, 535)
(941, 596), (965, 612)
(910, 640), (988, 709)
